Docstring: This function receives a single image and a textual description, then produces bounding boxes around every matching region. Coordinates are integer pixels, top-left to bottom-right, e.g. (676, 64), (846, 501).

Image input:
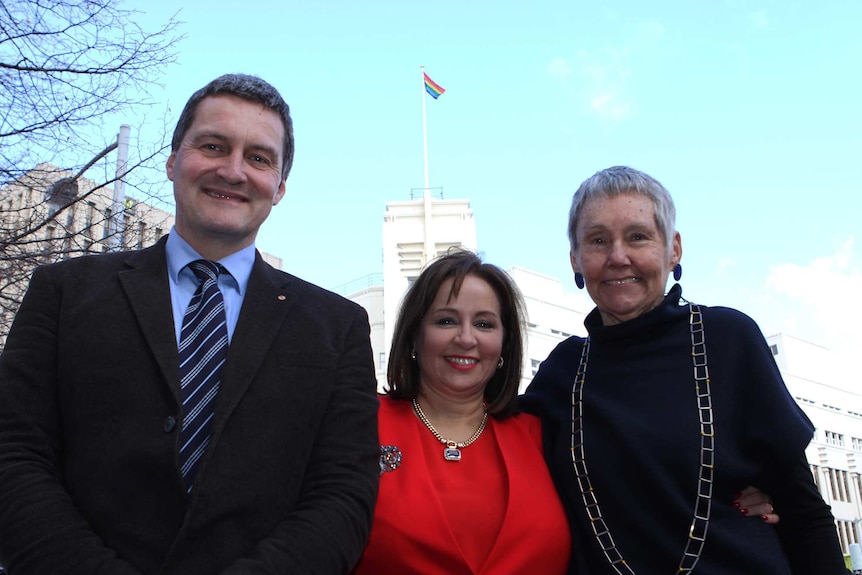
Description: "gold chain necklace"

(571, 303), (714, 574)
(412, 398), (488, 462)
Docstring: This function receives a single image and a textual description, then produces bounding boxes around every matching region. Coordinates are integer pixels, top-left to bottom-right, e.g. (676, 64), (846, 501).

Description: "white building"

(357, 191), (476, 389)
(506, 266), (588, 391)
(344, 190), (862, 559)
(769, 333), (862, 552)
(347, 190), (591, 393)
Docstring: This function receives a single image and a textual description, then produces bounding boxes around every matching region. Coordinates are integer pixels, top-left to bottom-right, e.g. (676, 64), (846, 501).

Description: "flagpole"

(421, 65), (430, 197)
(420, 65), (433, 265)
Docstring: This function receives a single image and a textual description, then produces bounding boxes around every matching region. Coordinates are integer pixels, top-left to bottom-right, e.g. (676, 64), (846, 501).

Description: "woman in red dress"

(353, 250), (571, 575)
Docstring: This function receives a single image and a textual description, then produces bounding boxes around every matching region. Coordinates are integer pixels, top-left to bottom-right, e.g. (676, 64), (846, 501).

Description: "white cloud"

(590, 92), (633, 121)
(716, 256), (736, 273)
(546, 18), (665, 122)
(764, 238), (862, 355)
(573, 48), (637, 120)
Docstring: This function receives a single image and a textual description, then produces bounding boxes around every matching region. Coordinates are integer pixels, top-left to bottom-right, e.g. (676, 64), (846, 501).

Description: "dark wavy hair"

(386, 249), (525, 418)
(171, 73), (295, 180)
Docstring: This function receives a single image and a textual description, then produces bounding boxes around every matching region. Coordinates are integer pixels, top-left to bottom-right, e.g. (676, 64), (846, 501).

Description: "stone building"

(0, 164), (174, 349)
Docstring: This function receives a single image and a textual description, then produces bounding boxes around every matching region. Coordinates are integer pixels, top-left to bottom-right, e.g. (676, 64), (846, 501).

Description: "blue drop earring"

(673, 263), (682, 282)
(574, 272), (585, 289)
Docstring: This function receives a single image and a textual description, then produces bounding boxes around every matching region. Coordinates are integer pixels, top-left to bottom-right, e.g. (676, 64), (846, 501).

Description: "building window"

(378, 352), (386, 371)
(810, 465), (821, 491)
(62, 235), (72, 259)
(823, 468), (851, 504)
(136, 221), (146, 250)
(838, 469), (851, 502)
(84, 201), (96, 238)
(769, 344), (779, 355)
(102, 208), (112, 239)
(852, 437), (862, 451)
(122, 214), (132, 248)
(837, 519), (857, 553)
(827, 468), (839, 501)
(825, 431), (845, 447)
(531, 359), (541, 377)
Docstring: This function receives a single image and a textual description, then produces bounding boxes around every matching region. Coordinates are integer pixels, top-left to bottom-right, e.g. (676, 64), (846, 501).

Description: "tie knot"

(188, 259), (221, 284)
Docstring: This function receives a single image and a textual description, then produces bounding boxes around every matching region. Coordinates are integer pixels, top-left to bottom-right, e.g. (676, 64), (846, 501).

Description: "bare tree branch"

(0, 0), (183, 349)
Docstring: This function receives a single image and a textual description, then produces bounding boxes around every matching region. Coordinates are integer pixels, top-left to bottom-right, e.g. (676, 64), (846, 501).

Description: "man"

(0, 74), (379, 574)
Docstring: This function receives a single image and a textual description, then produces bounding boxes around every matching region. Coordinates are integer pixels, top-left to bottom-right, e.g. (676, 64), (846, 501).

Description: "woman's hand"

(734, 486), (779, 525)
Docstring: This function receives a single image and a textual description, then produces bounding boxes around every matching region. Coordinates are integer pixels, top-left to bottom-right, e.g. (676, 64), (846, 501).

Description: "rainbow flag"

(424, 73), (445, 99)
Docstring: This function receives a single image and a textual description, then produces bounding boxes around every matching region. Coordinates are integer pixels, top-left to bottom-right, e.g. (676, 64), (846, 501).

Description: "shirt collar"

(165, 227), (255, 296)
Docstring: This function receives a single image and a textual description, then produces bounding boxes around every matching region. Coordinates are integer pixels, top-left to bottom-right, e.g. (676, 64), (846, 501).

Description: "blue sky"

(119, 0), (861, 356)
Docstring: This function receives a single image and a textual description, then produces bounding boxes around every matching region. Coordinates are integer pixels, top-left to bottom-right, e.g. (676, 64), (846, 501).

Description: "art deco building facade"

(771, 333), (862, 553)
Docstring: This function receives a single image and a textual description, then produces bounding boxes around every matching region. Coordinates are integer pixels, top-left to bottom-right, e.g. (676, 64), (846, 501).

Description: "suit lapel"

(118, 237), (180, 401)
(474, 418), (530, 571)
(210, 253), (294, 435)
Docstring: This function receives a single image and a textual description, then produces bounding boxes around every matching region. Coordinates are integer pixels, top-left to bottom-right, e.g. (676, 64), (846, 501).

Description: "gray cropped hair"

(170, 73), (295, 180)
(567, 165), (677, 253)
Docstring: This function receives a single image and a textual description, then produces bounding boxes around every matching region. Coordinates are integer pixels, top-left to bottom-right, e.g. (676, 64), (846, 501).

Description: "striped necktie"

(178, 259), (229, 490)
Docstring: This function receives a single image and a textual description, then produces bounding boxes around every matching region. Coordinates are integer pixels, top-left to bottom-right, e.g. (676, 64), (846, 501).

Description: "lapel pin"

(277, 295), (286, 301)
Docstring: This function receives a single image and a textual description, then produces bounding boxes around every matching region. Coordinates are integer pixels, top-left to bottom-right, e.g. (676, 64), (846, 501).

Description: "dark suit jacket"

(0, 237), (380, 575)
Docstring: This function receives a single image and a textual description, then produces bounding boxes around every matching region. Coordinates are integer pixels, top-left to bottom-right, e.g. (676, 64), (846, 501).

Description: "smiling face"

(166, 94), (286, 260)
(571, 193), (682, 326)
(416, 275), (505, 401)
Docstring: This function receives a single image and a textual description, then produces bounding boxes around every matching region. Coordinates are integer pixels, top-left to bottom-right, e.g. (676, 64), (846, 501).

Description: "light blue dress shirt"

(165, 228), (255, 345)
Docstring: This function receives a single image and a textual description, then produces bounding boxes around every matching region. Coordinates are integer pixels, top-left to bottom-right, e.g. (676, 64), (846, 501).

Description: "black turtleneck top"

(522, 284), (847, 575)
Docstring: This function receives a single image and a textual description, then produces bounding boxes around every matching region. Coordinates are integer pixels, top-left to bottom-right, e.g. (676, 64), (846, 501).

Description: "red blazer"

(354, 396), (570, 575)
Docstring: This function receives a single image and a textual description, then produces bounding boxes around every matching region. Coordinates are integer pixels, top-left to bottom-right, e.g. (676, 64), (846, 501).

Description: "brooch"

(379, 445), (402, 475)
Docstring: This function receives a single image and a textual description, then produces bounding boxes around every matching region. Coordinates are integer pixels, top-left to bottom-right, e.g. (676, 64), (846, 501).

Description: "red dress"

(354, 395), (570, 575)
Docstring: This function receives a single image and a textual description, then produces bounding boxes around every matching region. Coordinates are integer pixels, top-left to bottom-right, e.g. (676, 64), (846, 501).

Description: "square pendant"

(443, 447), (462, 461)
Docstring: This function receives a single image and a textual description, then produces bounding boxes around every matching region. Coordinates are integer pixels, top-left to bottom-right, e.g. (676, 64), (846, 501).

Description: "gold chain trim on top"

(570, 303), (714, 574)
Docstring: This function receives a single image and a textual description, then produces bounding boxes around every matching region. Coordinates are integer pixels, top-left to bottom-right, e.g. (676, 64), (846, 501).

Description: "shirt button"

(163, 416), (177, 433)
